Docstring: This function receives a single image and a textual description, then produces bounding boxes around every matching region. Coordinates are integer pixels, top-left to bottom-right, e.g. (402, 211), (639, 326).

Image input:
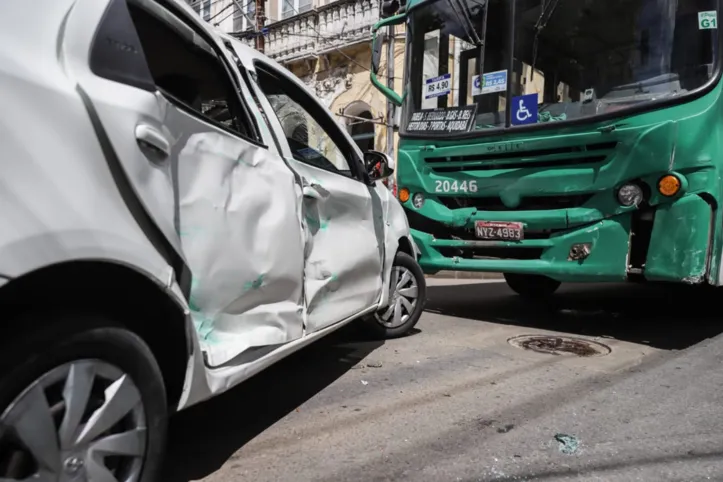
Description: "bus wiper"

(448, 0), (482, 47)
(476, 0), (489, 94)
(447, 0), (486, 102)
(531, 0), (561, 79)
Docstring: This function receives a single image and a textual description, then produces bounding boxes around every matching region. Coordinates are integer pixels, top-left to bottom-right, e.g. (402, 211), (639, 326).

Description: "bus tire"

(503, 273), (561, 298)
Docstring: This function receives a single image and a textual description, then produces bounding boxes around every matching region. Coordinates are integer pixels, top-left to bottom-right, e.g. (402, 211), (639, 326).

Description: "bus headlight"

(412, 193), (425, 209)
(617, 183), (644, 207)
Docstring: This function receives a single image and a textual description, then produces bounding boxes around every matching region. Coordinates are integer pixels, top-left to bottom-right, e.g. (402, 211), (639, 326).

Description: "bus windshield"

(403, 0), (719, 137)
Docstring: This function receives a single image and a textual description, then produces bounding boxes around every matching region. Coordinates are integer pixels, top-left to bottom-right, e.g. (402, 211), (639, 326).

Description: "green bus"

(370, 0), (721, 297)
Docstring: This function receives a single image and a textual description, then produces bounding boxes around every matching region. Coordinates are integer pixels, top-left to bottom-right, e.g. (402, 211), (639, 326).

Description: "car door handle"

(302, 183), (330, 201)
(135, 124), (171, 159)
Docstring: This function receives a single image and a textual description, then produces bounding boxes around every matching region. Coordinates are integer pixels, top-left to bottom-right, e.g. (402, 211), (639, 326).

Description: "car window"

(223, 41), (285, 154)
(126, 1), (259, 142)
(253, 66), (354, 178)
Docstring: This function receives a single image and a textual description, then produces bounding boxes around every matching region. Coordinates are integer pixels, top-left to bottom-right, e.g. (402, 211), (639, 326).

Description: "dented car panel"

(292, 159), (385, 333)
(645, 195), (713, 284)
(227, 38), (418, 314)
(176, 128), (307, 368)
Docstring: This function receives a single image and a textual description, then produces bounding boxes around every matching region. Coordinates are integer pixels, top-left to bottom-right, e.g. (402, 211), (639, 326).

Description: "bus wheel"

(503, 273), (561, 298)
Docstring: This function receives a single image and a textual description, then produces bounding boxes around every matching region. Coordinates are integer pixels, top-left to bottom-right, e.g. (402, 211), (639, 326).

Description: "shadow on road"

(162, 281), (723, 481)
(161, 323), (386, 482)
(426, 281), (723, 350)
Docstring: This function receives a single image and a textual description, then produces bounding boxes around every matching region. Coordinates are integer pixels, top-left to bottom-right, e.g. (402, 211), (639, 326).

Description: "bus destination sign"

(407, 105), (478, 133)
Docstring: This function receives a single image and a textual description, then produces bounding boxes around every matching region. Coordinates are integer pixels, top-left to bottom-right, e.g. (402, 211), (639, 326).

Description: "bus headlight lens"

(617, 183), (644, 207)
(412, 193), (425, 209)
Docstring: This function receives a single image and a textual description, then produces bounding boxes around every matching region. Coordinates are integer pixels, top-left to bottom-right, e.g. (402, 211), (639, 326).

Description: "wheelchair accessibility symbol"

(511, 93), (538, 126)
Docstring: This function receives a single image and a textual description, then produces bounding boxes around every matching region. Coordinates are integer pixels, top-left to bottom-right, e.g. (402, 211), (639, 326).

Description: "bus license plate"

(475, 221), (524, 241)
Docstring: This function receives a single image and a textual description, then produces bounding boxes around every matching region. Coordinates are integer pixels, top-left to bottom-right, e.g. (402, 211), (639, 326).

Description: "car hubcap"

(0, 360), (147, 482)
(375, 265), (419, 328)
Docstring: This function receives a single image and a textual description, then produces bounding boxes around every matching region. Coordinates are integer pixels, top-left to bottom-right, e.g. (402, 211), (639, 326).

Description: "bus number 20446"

(434, 180), (478, 193)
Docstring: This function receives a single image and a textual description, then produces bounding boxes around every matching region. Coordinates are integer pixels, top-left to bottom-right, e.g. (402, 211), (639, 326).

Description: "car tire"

(364, 251), (427, 339)
(503, 272), (561, 298)
(0, 315), (167, 482)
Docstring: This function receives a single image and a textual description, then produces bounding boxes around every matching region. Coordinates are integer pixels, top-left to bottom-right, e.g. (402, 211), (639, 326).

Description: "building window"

(233, 0), (256, 31)
(350, 111), (375, 152)
(343, 101), (375, 152)
(255, 67), (354, 177)
(193, 0), (212, 21)
(280, 0), (312, 19)
(129, 1), (259, 141)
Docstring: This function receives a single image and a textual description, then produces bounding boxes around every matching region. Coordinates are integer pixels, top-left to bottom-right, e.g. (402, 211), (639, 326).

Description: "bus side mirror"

(370, 14), (406, 107)
(381, 0), (400, 17)
(371, 31), (384, 75)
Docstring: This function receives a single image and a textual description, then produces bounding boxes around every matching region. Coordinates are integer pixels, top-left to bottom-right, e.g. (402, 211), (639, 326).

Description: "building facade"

(188, 0), (405, 161)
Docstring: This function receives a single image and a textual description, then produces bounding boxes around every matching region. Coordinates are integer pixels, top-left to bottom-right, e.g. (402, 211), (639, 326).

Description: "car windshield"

(403, 0), (719, 136)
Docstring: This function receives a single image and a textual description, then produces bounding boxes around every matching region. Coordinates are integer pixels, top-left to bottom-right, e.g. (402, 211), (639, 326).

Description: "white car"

(0, 0), (426, 480)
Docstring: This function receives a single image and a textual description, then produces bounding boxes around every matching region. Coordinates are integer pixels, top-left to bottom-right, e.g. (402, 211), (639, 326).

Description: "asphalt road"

(162, 280), (723, 482)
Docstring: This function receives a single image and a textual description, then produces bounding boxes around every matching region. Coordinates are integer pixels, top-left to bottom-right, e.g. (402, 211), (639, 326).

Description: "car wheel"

(0, 316), (167, 482)
(503, 272), (561, 298)
(365, 252), (427, 339)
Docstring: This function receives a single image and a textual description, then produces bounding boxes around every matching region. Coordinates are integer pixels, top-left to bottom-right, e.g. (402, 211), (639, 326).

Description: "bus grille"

(439, 194), (593, 211)
(425, 141), (618, 173)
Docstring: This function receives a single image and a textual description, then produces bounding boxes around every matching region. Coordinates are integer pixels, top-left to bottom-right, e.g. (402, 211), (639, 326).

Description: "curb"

(425, 271), (503, 280)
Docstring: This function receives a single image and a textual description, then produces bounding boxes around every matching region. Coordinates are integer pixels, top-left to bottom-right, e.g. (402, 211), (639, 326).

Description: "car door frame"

(145, 0), (312, 367)
(232, 49), (388, 331)
(66, 0), (310, 368)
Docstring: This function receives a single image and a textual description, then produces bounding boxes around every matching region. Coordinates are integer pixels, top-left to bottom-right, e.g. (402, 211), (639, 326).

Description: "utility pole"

(385, 25), (395, 160)
(255, 0), (265, 53)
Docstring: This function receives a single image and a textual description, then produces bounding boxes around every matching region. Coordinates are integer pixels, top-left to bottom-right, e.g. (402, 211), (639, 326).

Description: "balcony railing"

(265, 10), (318, 63)
(317, 0), (377, 53)
(263, 0), (377, 63)
(235, 35), (256, 49)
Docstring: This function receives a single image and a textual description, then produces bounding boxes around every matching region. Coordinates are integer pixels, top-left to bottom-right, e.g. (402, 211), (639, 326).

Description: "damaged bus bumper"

(405, 190), (715, 283)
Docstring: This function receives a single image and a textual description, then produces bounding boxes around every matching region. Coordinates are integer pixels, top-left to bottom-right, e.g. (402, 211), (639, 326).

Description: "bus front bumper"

(407, 193), (714, 284)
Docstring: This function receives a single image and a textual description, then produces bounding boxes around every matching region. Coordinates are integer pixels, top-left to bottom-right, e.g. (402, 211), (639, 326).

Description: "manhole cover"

(508, 335), (611, 357)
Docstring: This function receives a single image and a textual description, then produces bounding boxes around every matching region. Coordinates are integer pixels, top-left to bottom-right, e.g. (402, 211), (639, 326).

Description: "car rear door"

(62, 0), (306, 367)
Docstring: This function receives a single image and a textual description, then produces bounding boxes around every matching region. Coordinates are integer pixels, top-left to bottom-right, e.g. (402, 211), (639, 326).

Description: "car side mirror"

(365, 150), (395, 182)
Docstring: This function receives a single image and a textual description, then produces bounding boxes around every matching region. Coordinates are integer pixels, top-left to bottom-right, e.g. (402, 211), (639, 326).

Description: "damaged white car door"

(67, 0), (307, 368)
(244, 61), (386, 333)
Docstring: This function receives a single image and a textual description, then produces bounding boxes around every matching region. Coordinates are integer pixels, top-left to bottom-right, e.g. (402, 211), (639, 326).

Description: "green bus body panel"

(397, 81), (723, 285)
(645, 196), (712, 283)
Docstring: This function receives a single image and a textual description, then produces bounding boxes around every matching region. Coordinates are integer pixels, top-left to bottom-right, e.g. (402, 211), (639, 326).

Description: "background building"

(187, 0), (404, 162)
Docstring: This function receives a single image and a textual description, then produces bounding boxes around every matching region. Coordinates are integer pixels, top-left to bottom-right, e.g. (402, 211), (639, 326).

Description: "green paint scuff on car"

(244, 274), (265, 291)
